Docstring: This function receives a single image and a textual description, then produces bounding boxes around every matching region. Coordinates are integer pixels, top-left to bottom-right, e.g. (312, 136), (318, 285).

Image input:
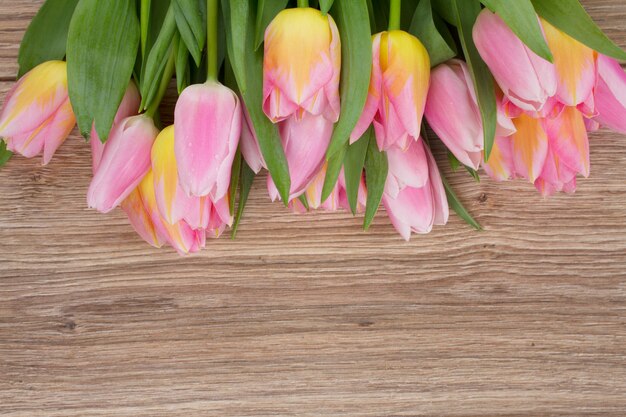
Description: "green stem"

(145, 47), (176, 119)
(297, 0), (309, 7)
(140, 0), (151, 58)
(388, 0), (401, 31)
(206, 0), (218, 81)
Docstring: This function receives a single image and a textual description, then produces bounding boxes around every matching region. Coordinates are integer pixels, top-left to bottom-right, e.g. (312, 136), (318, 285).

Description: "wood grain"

(1, 1), (626, 416)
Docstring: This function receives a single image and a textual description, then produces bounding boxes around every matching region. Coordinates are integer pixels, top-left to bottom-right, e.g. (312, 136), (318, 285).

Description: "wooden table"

(1, 1), (625, 415)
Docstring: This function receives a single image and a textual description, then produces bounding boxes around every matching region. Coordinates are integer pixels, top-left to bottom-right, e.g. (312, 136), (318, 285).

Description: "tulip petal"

(120, 187), (165, 248)
(174, 82), (241, 199)
(482, 136), (516, 182)
(386, 138), (429, 191)
(87, 115), (158, 213)
(545, 106), (589, 177)
(240, 104), (267, 174)
(594, 55), (626, 134)
(511, 114), (549, 182)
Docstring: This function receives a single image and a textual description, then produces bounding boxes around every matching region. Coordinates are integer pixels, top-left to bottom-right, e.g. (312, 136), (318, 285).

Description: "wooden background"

(1, 1), (625, 415)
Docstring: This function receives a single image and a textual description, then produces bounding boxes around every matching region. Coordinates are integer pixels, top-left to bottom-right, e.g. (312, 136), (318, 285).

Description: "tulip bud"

(174, 81), (241, 199)
(0, 60), (75, 164)
(267, 114), (333, 201)
(383, 139), (448, 240)
(87, 115), (158, 213)
(473, 9), (557, 113)
(263, 8), (340, 123)
(351, 31), (430, 151)
(425, 60), (516, 170)
(594, 54), (626, 134)
(91, 81), (141, 173)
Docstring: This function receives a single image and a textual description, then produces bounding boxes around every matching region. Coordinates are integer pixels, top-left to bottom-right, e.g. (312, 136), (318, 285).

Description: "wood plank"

(1, 1), (626, 416)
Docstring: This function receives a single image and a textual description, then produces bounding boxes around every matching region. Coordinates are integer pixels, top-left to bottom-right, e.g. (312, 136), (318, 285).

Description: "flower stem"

(297, 0), (309, 7)
(206, 0), (218, 81)
(145, 47), (176, 119)
(140, 0), (151, 58)
(388, 0), (401, 31)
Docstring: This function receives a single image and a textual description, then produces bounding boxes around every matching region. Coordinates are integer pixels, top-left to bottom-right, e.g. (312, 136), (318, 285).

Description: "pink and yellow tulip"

(352, 31), (430, 151)
(174, 81), (241, 199)
(263, 7), (340, 123)
(87, 114), (158, 213)
(0, 60), (75, 164)
(473, 9), (557, 113)
(383, 139), (448, 240)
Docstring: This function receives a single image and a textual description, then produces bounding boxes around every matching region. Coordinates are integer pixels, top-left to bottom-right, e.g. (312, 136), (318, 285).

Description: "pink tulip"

(240, 104), (266, 174)
(541, 19), (597, 109)
(473, 10), (557, 113)
(594, 54), (626, 134)
(263, 7), (340, 123)
(383, 139), (448, 240)
(174, 81), (241, 199)
(87, 115), (158, 213)
(352, 31), (430, 151)
(0, 60), (75, 164)
(425, 60), (516, 170)
(268, 114), (333, 201)
(138, 170), (205, 256)
(91, 82), (141, 173)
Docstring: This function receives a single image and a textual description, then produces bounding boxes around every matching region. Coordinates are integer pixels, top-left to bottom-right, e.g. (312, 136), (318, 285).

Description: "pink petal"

(240, 103), (267, 174)
(594, 55), (626, 134)
(545, 106), (589, 177)
(174, 82), (241, 199)
(120, 187), (166, 248)
(386, 138), (429, 191)
(87, 115), (158, 213)
(511, 114), (549, 182)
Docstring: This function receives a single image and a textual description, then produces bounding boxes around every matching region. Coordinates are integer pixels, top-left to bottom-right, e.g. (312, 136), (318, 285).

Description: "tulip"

(267, 114), (333, 201)
(240, 104), (266, 174)
(91, 82), (141, 173)
(174, 81), (241, 199)
(352, 31), (430, 151)
(0, 60), (75, 164)
(383, 139), (448, 240)
(473, 9), (557, 113)
(120, 187), (166, 248)
(138, 170), (205, 256)
(87, 115), (158, 213)
(263, 7), (340, 123)
(594, 54), (626, 134)
(425, 60), (516, 170)
(541, 20), (596, 109)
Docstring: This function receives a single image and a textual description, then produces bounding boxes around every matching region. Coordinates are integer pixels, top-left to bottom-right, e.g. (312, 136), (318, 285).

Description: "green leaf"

(466, 166), (480, 182)
(254, 0), (289, 51)
(66, 0), (140, 141)
(442, 176), (482, 230)
(363, 134), (388, 230)
(175, 35), (190, 93)
(343, 128), (370, 215)
(452, 0), (497, 160)
(173, 0), (207, 66)
(140, 6), (177, 111)
(408, 0), (457, 67)
(229, 149), (242, 215)
(17, 0), (80, 78)
(531, 0), (626, 61)
(0, 141), (13, 168)
(325, 0), (372, 159)
(432, 0), (456, 25)
(447, 151), (461, 171)
(319, 0), (334, 14)
(222, 0), (291, 202)
(480, 0), (552, 62)
(321, 142), (346, 201)
(297, 194), (310, 210)
(231, 162), (256, 238)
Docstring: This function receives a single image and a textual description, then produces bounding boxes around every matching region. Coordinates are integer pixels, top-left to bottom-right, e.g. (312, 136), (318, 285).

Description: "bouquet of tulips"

(1, 0), (625, 255)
